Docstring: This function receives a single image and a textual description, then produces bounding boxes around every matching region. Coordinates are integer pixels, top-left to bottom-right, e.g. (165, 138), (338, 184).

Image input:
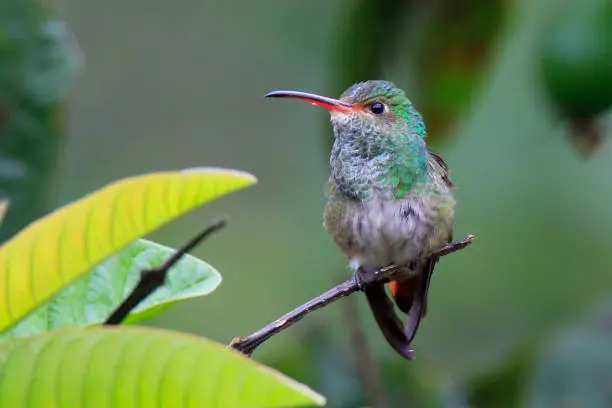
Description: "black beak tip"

(264, 90), (285, 98)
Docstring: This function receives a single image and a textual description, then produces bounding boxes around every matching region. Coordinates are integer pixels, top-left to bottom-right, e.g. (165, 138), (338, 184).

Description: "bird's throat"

(330, 138), (428, 201)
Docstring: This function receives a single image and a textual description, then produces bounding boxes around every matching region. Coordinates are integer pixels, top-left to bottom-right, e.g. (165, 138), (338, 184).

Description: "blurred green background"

(2, 0), (612, 406)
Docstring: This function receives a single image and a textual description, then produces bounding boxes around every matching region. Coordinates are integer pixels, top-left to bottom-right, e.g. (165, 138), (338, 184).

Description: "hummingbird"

(266, 80), (455, 360)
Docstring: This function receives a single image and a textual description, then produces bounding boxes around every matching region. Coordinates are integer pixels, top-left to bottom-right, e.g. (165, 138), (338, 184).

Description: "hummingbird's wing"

(384, 149), (456, 353)
(427, 149), (455, 188)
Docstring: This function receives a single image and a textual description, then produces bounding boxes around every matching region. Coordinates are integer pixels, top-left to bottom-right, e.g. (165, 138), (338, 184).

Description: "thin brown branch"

(104, 218), (228, 325)
(228, 234), (474, 356)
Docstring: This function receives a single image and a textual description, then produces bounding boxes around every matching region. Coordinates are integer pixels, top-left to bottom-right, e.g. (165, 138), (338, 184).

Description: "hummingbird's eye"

(369, 102), (385, 115)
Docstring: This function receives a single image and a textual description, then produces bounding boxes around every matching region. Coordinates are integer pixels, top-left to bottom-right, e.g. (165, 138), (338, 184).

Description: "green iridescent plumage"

(328, 80), (430, 201)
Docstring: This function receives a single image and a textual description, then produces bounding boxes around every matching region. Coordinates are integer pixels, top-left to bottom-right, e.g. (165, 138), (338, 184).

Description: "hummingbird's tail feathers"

(406, 260), (433, 345)
(363, 282), (415, 360)
(388, 258), (437, 345)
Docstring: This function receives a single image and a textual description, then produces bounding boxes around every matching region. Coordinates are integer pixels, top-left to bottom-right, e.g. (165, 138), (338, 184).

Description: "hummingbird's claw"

(353, 267), (371, 291)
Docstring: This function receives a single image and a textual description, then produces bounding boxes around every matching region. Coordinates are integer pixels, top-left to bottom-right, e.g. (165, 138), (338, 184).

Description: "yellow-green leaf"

(0, 167), (256, 333)
(0, 238), (222, 339)
(0, 326), (326, 407)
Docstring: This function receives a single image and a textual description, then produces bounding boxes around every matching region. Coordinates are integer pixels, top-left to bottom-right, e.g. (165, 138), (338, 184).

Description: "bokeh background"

(3, 0), (612, 406)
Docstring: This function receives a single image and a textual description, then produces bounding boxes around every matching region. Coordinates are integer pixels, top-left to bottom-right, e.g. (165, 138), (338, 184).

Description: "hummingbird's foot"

(353, 267), (375, 291)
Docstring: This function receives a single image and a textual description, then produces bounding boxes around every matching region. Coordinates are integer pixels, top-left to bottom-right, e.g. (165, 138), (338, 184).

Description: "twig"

(228, 234), (474, 356)
(104, 218), (228, 325)
(342, 293), (389, 408)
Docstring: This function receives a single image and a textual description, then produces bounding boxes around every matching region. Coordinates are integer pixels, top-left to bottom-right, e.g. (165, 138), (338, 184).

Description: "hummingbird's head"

(267, 81), (430, 198)
(265, 80), (427, 150)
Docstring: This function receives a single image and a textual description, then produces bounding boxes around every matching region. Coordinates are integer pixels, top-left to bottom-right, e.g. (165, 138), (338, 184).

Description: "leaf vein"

(54, 336), (82, 406)
(153, 343), (181, 408)
(81, 201), (98, 266)
(3, 245), (16, 320)
(105, 187), (122, 254)
(181, 346), (202, 408)
(27, 232), (41, 307)
(80, 333), (107, 408)
(25, 336), (57, 408)
(55, 213), (69, 286)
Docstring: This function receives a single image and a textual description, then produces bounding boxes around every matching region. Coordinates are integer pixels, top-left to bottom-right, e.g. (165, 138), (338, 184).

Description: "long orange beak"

(265, 90), (354, 113)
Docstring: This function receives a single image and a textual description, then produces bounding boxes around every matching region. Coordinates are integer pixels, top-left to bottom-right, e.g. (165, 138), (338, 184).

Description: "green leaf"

(0, 167), (256, 334)
(0, 238), (221, 339)
(0, 326), (326, 407)
(538, 0), (612, 119)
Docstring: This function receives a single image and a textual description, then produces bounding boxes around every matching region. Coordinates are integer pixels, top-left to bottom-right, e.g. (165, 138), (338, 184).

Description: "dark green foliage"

(268, 321), (442, 408)
(267, 324), (368, 408)
(330, 0), (406, 97)
(466, 345), (537, 408)
(539, 0), (612, 118)
(324, 0), (407, 154)
(414, 0), (508, 142)
(537, 0), (612, 154)
(524, 299), (612, 408)
(329, 0), (508, 149)
(0, 0), (80, 243)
